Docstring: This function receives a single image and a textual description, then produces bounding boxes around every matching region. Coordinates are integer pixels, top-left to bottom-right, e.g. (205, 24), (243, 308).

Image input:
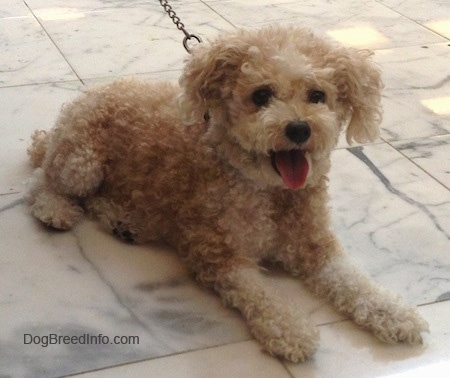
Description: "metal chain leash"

(159, 0), (202, 53)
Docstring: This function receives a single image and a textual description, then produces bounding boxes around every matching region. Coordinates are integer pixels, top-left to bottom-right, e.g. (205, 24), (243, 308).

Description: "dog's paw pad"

(112, 221), (136, 243)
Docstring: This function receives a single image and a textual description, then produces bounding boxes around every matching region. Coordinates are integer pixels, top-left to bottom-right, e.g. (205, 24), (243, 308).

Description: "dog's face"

(179, 26), (383, 190)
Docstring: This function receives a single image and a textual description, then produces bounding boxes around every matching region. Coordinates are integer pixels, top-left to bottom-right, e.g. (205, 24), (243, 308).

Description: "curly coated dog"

(26, 25), (428, 362)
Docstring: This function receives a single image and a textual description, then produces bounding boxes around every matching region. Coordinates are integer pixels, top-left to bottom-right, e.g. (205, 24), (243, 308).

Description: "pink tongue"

(274, 150), (309, 189)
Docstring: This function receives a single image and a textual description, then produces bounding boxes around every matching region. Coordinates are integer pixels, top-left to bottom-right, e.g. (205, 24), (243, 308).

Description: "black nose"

(285, 121), (311, 144)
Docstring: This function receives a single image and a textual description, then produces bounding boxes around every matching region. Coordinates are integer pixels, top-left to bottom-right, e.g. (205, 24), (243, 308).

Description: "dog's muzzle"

(270, 121), (311, 190)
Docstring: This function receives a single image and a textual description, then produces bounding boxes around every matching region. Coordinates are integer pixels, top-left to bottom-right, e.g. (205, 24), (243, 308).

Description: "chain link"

(159, 0), (202, 53)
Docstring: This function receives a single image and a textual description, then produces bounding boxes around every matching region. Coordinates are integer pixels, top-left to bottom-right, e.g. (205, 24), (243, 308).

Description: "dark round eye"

(252, 87), (273, 107)
(308, 90), (326, 104)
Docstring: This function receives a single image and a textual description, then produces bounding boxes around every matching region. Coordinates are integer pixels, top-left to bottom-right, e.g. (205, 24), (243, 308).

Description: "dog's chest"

(217, 190), (277, 258)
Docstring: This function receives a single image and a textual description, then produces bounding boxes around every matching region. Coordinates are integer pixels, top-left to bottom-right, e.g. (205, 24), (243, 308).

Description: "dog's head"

(179, 26), (383, 189)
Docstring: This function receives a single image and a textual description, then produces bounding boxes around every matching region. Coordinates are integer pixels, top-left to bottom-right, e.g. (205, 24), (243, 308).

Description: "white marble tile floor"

(1, 1), (449, 377)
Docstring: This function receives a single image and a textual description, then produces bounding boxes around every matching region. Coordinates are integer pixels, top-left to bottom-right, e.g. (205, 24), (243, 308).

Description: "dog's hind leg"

(27, 132), (105, 230)
(27, 170), (84, 230)
(50, 147), (103, 197)
(28, 130), (50, 168)
(25, 168), (83, 230)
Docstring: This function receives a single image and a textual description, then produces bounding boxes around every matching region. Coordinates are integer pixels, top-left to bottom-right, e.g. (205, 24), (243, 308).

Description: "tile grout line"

(348, 145), (450, 240)
(22, 1), (85, 86)
(200, 0), (238, 30)
(383, 137), (450, 192)
(59, 339), (267, 378)
(374, 0), (450, 43)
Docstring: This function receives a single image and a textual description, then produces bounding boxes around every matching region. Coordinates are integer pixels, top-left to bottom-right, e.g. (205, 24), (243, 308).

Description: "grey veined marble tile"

(329, 143), (450, 304)
(393, 135), (450, 190)
(0, 16), (77, 87)
(32, 3), (234, 80)
(374, 43), (450, 141)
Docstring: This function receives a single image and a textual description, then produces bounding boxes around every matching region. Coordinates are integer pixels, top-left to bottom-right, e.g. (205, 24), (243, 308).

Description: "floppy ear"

(331, 48), (384, 144)
(178, 41), (246, 124)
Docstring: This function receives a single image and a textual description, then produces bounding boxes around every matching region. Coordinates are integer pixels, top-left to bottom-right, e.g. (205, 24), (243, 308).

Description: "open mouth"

(270, 150), (309, 189)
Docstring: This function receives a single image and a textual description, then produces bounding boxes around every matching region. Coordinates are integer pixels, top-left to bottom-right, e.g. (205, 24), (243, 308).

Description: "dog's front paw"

(219, 268), (319, 362)
(250, 314), (319, 362)
(354, 299), (429, 344)
(370, 306), (429, 345)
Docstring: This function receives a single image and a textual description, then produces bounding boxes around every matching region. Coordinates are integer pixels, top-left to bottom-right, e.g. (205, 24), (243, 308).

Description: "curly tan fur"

(26, 25), (428, 362)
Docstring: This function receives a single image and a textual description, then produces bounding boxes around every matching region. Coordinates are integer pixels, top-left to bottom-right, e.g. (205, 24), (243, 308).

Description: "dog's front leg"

(216, 266), (319, 362)
(303, 249), (429, 344)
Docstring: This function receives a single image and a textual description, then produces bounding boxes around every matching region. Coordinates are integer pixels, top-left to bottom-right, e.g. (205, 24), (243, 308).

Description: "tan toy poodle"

(26, 25), (428, 362)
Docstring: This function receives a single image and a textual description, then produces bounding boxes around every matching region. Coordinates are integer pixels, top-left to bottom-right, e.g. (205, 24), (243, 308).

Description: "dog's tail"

(27, 130), (50, 168)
